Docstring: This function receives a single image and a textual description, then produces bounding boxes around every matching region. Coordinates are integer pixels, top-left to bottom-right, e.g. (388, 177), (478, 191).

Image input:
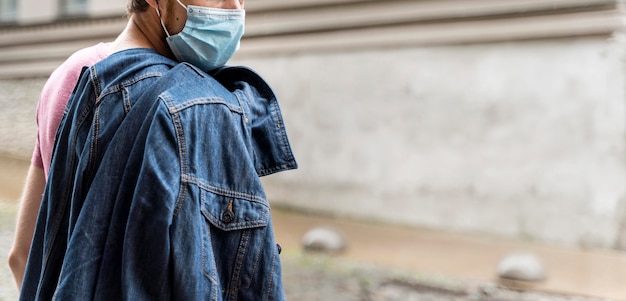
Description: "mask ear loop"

(175, 0), (187, 9)
(155, 0), (171, 37)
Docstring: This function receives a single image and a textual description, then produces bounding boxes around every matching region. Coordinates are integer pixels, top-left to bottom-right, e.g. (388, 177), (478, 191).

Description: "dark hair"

(128, 0), (150, 13)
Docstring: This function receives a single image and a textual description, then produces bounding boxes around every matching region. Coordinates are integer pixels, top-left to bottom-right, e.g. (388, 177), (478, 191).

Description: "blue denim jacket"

(21, 48), (297, 301)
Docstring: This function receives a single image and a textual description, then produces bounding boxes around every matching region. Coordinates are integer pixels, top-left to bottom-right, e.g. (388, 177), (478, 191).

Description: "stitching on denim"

(270, 100), (297, 165)
(201, 191), (208, 277)
(96, 72), (164, 104)
(90, 65), (102, 97)
(85, 66), (100, 179)
(264, 241), (278, 301)
(223, 69), (297, 177)
(201, 192), (219, 286)
(122, 87), (131, 114)
(222, 67), (288, 156)
(239, 224), (267, 290)
(168, 97), (243, 115)
(204, 207), (268, 232)
(200, 186), (219, 299)
(256, 163), (297, 177)
(204, 227), (219, 286)
(190, 176), (266, 205)
(87, 103), (99, 179)
(232, 90), (250, 128)
(99, 72), (163, 96)
(119, 71), (165, 88)
(162, 94), (188, 216)
(228, 229), (250, 300)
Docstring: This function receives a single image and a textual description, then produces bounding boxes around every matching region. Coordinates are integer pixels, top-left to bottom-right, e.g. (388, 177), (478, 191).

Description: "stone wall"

(234, 35), (626, 249)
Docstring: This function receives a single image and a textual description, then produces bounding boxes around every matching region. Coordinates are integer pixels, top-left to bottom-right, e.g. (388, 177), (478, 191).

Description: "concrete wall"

(16, 0), (125, 24)
(0, 78), (44, 158)
(89, 0), (126, 18)
(234, 35), (626, 249)
(18, 0), (58, 23)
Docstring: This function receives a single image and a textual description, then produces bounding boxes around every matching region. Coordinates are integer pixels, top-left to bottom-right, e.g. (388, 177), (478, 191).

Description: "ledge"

(0, 0), (624, 79)
(239, 10), (626, 56)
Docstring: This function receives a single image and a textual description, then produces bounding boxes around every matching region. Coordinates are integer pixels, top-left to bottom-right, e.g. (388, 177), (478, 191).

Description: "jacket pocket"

(201, 190), (269, 230)
(200, 190), (271, 297)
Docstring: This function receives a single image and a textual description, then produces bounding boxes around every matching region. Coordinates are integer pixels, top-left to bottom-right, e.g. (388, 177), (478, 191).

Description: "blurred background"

(1, 0), (626, 300)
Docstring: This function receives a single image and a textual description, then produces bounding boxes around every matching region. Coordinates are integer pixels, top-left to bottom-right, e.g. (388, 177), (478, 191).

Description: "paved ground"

(281, 253), (607, 301)
(0, 197), (612, 301)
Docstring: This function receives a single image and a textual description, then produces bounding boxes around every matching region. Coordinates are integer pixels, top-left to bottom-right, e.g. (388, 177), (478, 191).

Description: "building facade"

(2, 0), (626, 249)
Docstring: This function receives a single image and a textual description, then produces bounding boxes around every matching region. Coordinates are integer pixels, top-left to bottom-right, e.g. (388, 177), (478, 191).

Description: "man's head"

(141, 0), (245, 35)
(123, 0), (245, 71)
(127, 0), (150, 14)
(154, 0), (246, 71)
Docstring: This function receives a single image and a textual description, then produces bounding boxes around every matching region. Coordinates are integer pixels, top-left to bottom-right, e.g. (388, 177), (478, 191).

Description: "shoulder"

(160, 63), (223, 96)
(37, 43), (110, 109)
(41, 43), (110, 96)
(163, 63), (273, 96)
(67, 43), (110, 66)
(93, 48), (176, 82)
(51, 43), (110, 82)
(89, 49), (178, 96)
(157, 63), (276, 109)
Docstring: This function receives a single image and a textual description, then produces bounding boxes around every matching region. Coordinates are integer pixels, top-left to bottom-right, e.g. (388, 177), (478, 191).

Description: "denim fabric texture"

(20, 48), (297, 301)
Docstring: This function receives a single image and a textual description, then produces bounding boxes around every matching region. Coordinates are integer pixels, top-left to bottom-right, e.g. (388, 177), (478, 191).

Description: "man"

(19, 0), (297, 300)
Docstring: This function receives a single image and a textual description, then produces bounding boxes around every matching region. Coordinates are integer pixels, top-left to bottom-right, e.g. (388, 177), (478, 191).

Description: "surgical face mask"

(158, 0), (245, 72)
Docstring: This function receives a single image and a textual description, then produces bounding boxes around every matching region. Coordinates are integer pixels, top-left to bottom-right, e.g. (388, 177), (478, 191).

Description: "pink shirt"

(32, 42), (110, 179)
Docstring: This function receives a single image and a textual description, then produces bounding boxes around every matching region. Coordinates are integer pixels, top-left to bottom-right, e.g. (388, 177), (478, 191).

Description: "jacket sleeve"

(20, 67), (97, 301)
(101, 99), (182, 300)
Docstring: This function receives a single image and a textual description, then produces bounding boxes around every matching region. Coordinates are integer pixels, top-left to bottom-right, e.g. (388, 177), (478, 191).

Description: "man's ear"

(145, 0), (159, 9)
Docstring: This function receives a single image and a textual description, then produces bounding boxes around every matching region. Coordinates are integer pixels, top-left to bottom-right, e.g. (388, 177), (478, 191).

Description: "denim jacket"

(21, 48), (297, 301)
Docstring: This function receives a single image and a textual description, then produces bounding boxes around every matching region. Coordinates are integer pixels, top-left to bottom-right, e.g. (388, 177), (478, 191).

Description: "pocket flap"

(201, 191), (270, 231)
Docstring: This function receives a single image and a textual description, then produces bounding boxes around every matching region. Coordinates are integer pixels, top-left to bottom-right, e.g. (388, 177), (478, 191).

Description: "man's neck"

(108, 14), (175, 59)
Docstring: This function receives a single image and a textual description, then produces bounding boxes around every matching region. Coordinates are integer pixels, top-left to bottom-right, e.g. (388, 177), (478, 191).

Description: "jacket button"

(221, 210), (235, 224)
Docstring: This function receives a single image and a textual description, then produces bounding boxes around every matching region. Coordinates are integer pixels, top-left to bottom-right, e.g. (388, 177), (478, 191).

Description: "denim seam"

(162, 95), (188, 217)
(167, 97), (243, 115)
(270, 100), (297, 168)
(232, 90), (249, 126)
(86, 67), (101, 178)
(97, 72), (165, 103)
(228, 229), (250, 300)
(204, 207), (268, 231)
(240, 224), (266, 290)
(200, 192), (219, 288)
(122, 87), (131, 114)
(88, 103), (100, 179)
(204, 222), (219, 301)
(264, 242), (278, 301)
(202, 224), (219, 285)
(256, 163), (297, 177)
(90, 65), (102, 97)
(191, 176), (267, 205)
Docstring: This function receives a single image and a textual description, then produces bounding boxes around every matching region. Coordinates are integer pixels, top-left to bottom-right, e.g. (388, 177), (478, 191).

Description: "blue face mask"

(159, 0), (245, 72)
